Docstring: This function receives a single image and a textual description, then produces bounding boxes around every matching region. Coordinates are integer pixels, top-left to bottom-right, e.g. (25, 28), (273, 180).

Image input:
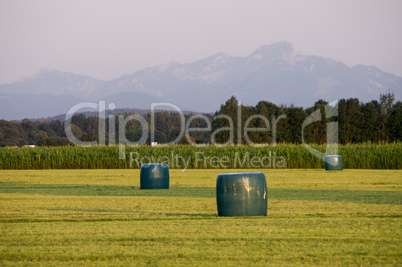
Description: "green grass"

(0, 169), (401, 266)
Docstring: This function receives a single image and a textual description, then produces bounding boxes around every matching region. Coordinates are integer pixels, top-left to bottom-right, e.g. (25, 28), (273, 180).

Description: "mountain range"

(1, 41), (401, 120)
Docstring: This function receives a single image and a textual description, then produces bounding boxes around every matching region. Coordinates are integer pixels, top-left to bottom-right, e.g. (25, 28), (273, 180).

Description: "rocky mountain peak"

(1, 42), (401, 120)
(248, 41), (295, 61)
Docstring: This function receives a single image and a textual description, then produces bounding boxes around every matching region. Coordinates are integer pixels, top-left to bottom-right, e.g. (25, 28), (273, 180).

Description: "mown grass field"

(0, 169), (401, 266)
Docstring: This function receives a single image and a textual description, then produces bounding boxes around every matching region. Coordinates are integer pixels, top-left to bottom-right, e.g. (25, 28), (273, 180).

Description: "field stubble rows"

(0, 169), (401, 266)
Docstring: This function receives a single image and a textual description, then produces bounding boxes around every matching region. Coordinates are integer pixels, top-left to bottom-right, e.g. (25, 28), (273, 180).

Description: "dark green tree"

(389, 101), (402, 142)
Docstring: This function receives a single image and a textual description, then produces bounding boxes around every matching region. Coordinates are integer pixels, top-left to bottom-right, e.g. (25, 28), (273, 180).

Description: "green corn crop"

(0, 143), (400, 170)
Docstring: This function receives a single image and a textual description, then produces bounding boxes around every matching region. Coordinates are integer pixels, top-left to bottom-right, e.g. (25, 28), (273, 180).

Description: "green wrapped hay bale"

(325, 155), (343, 171)
(140, 163), (169, 189)
(216, 172), (267, 217)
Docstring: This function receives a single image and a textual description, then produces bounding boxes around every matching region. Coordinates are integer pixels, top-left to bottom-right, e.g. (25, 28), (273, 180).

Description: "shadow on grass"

(44, 207), (216, 218)
(0, 183), (213, 198)
(0, 183), (401, 205)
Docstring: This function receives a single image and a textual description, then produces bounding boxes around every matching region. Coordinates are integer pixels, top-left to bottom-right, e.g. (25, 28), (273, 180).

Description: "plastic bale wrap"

(216, 172), (267, 216)
(140, 164), (169, 189)
(325, 155), (343, 171)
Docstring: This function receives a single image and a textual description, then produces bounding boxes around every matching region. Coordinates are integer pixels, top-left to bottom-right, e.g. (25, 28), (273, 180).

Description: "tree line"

(0, 93), (400, 146)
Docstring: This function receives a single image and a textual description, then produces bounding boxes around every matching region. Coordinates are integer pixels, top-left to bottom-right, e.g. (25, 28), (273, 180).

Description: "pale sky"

(0, 0), (401, 85)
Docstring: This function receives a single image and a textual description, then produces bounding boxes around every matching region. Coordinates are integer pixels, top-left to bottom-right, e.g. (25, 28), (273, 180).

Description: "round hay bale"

(216, 172), (267, 217)
(325, 155), (343, 171)
(140, 163), (169, 189)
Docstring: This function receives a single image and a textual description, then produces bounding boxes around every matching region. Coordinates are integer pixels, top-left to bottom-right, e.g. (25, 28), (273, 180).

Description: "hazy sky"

(1, 0), (401, 85)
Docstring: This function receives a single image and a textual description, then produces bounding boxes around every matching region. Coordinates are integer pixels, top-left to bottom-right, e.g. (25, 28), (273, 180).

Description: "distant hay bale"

(140, 163), (169, 189)
(325, 155), (343, 171)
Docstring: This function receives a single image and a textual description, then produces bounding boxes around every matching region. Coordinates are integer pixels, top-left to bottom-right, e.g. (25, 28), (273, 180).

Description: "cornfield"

(0, 143), (400, 169)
